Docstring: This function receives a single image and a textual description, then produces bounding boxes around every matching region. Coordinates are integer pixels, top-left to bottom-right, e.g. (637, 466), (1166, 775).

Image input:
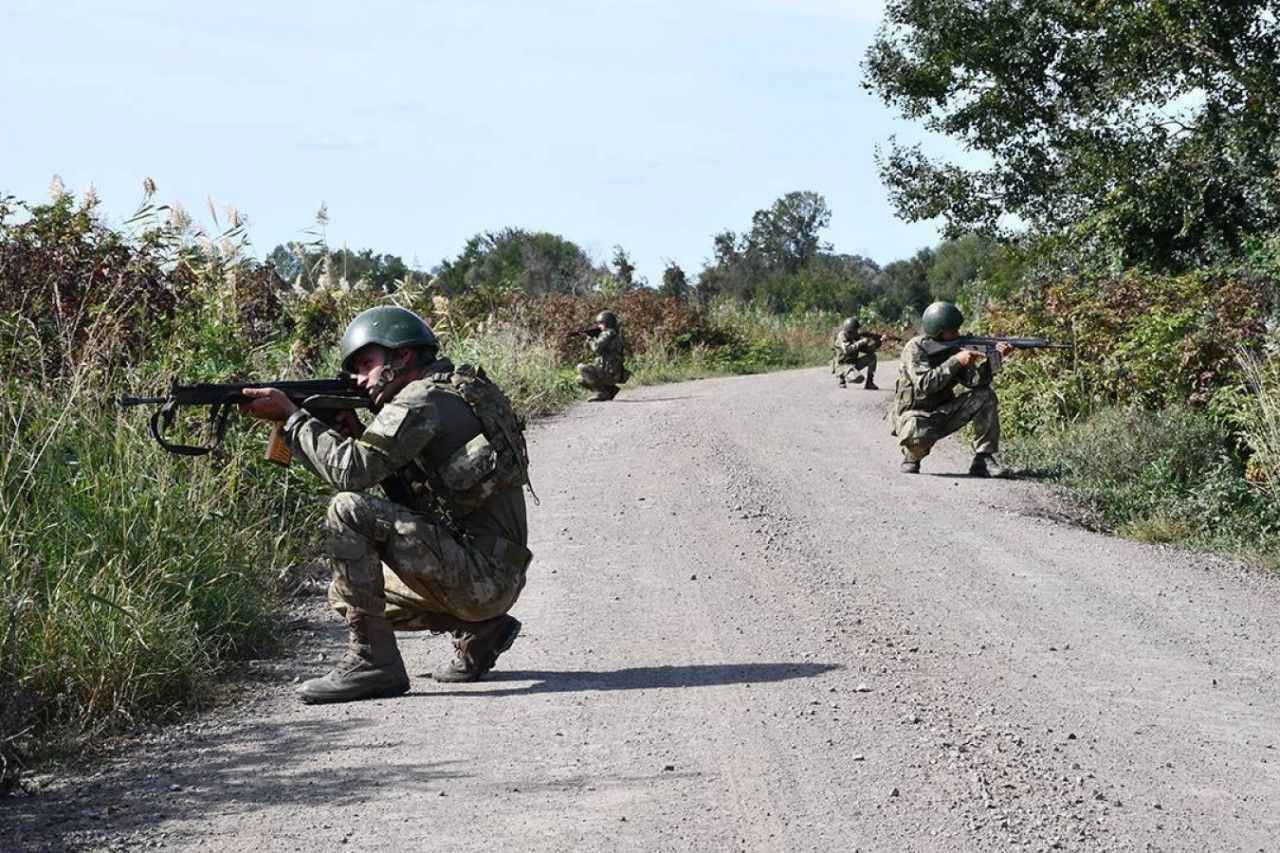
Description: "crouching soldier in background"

(832, 316), (881, 389)
(890, 301), (1015, 477)
(241, 306), (533, 703)
(574, 310), (629, 402)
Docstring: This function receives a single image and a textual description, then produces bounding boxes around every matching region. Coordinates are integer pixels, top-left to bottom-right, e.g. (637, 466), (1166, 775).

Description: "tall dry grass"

(1237, 347), (1280, 498)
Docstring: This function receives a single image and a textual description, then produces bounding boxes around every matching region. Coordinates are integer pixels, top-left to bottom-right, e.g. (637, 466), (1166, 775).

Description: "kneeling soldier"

(832, 316), (881, 390)
(242, 306), (533, 703)
(575, 310), (629, 401)
(891, 301), (1014, 477)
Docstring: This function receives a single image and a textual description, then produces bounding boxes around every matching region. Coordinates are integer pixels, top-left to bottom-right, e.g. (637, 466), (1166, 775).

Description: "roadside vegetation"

(0, 183), (864, 782)
(5, 0), (1280, 788)
(866, 0), (1280, 563)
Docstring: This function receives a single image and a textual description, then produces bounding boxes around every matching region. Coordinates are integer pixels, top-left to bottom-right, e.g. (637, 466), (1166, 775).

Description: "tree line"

(264, 190), (992, 325)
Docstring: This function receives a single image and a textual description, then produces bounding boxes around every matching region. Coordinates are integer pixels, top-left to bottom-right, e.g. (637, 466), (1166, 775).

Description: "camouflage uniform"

(890, 335), (1000, 462)
(283, 358), (531, 644)
(576, 327), (627, 396)
(833, 327), (879, 386)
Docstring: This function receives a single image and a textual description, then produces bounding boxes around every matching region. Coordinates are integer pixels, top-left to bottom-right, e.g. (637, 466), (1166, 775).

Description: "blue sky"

(3, 0), (953, 283)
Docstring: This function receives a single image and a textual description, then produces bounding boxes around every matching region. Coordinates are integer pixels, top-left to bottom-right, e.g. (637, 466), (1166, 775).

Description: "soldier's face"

(350, 346), (391, 391)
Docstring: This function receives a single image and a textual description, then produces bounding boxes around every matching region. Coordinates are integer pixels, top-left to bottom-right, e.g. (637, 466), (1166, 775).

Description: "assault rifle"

(120, 377), (370, 460)
(564, 326), (602, 339)
(921, 335), (1072, 357)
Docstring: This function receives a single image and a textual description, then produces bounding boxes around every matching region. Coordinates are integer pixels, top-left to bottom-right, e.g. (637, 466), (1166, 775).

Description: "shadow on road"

(611, 396), (697, 404)
(420, 661), (841, 698)
(0, 715), (467, 850)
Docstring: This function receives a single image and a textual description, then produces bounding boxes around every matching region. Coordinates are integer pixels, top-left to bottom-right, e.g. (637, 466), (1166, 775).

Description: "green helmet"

(339, 306), (438, 372)
(595, 310), (618, 330)
(921, 301), (964, 338)
(841, 316), (860, 333)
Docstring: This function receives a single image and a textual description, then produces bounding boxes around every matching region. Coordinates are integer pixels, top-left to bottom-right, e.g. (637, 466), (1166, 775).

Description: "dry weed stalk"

(1238, 347), (1280, 497)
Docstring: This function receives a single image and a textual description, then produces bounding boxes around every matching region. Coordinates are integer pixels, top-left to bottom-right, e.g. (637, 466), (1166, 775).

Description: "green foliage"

(266, 243), (424, 293)
(982, 269), (1274, 435)
(699, 191), (840, 304)
(928, 234), (997, 303)
(1007, 406), (1280, 555)
(0, 373), (308, 755)
(865, 0), (1280, 271)
(659, 261), (690, 300)
(694, 191), (998, 323)
(433, 228), (599, 296)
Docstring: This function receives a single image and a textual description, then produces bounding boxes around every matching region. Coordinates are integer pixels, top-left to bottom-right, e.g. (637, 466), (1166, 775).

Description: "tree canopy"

(864, 0), (1280, 271)
(433, 228), (599, 296)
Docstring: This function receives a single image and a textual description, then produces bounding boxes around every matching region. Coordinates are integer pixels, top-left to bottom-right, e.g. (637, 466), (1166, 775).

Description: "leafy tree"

(747, 191), (833, 274)
(864, 0), (1280, 270)
(610, 245), (643, 290)
(696, 191), (836, 303)
(266, 244), (423, 291)
(926, 233), (998, 302)
(433, 228), (598, 296)
(870, 247), (935, 319)
(659, 261), (690, 300)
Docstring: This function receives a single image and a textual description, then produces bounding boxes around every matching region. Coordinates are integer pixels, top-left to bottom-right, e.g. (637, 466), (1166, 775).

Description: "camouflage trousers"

(324, 492), (530, 629)
(835, 352), (877, 383)
(576, 363), (619, 392)
(895, 386), (1000, 461)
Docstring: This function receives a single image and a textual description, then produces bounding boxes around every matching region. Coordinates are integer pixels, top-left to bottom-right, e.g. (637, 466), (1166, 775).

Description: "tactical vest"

(389, 364), (534, 523)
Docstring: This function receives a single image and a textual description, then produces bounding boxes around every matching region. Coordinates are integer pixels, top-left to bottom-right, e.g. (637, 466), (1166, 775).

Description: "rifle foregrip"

(265, 423), (292, 467)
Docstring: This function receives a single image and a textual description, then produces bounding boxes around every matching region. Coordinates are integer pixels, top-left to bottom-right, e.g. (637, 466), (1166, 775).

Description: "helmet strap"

(368, 350), (413, 406)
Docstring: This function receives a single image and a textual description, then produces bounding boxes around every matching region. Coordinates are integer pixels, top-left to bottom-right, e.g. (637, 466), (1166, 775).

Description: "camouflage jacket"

(893, 335), (990, 417)
(834, 328), (878, 358)
(590, 328), (626, 382)
(282, 358), (527, 546)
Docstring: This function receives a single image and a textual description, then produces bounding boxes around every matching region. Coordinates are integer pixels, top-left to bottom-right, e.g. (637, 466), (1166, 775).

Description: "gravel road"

(4, 366), (1279, 852)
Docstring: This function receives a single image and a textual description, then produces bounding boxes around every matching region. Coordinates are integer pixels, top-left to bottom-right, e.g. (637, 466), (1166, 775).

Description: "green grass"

(0, 365), (331, 765)
(1006, 405), (1280, 563)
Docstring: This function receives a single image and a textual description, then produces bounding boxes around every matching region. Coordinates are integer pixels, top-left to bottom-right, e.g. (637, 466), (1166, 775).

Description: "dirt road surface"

(5, 366), (1279, 852)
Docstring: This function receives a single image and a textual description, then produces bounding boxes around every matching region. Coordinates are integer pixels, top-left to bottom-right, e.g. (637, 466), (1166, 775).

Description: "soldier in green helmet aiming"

(240, 305), (533, 703)
(890, 301), (1016, 477)
(572, 310), (629, 402)
(832, 316), (885, 390)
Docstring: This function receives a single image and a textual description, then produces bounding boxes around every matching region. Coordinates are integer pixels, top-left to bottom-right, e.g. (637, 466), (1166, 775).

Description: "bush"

(982, 270), (1274, 433)
(1006, 406), (1280, 553)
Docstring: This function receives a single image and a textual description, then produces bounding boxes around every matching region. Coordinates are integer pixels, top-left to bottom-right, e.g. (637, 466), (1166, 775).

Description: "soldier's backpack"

(432, 363), (535, 517)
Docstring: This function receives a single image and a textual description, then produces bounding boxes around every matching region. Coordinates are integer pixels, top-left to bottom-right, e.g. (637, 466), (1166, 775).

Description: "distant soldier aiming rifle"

(572, 310), (629, 402)
(832, 316), (899, 390)
(891, 301), (1070, 477)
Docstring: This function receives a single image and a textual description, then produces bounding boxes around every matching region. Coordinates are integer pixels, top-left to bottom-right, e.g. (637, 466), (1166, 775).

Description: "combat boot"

(297, 615), (409, 704)
(433, 615), (522, 683)
(969, 453), (1009, 478)
(837, 376), (847, 388)
(863, 379), (879, 390)
(900, 459), (920, 474)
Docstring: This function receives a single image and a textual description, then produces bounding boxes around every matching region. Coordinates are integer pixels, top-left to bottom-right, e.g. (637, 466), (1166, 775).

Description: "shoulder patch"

(360, 403), (411, 455)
